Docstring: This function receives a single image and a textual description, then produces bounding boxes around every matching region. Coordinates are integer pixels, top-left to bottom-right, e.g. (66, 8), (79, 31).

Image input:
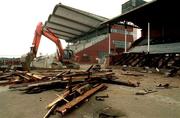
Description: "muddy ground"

(0, 65), (180, 118)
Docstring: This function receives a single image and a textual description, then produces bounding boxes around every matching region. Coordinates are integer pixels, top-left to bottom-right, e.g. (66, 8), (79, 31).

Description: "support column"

(108, 33), (111, 54)
(107, 24), (111, 55)
(124, 29), (127, 53)
(147, 22), (150, 52)
(124, 21), (127, 53)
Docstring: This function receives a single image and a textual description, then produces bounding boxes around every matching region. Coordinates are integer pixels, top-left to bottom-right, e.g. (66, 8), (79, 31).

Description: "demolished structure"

(1, 0), (180, 118)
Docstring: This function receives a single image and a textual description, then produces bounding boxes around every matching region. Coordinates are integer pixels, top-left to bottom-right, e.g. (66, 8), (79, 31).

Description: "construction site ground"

(0, 64), (180, 118)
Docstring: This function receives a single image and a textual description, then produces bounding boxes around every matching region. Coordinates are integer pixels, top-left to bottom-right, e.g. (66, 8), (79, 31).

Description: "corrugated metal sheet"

(45, 3), (108, 42)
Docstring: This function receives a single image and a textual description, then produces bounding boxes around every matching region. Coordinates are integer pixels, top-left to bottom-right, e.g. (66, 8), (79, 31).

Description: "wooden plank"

(56, 84), (105, 115)
(0, 80), (10, 86)
(101, 78), (138, 87)
(47, 85), (80, 109)
(18, 74), (31, 80)
(0, 73), (14, 80)
(43, 104), (57, 118)
(62, 72), (115, 81)
(26, 73), (45, 80)
(63, 71), (89, 77)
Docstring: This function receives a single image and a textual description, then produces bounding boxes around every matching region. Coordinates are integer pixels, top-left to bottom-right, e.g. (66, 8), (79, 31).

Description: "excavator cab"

(63, 49), (73, 60)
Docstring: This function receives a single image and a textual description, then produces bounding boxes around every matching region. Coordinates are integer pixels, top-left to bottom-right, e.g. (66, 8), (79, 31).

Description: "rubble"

(0, 63), (180, 118)
(156, 83), (179, 89)
(8, 64), (180, 118)
(0, 64), (140, 117)
(95, 94), (109, 101)
(55, 84), (106, 116)
(136, 89), (158, 95)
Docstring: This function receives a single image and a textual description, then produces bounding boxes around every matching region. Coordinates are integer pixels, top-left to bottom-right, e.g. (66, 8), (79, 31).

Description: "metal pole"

(147, 22), (150, 52)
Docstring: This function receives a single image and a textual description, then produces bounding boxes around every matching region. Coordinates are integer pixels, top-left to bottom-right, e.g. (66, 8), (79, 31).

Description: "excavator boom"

(31, 22), (64, 61)
(21, 22), (79, 71)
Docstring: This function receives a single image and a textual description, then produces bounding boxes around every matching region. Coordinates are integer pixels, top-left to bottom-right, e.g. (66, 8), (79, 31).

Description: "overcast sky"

(0, 0), (152, 58)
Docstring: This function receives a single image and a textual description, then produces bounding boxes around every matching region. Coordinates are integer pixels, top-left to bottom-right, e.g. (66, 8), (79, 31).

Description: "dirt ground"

(0, 65), (180, 118)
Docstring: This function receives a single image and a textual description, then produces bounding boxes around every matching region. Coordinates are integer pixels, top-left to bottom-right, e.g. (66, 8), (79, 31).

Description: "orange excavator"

(21, 22), (79, 71)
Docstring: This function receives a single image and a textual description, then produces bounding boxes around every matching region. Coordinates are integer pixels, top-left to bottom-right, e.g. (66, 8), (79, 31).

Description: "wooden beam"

(56, 84), (105, 115)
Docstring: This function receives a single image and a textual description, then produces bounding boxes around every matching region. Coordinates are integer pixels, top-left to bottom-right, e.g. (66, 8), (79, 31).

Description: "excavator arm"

(31, 22), (64, 61)
(21, 22), (65, 71)
(21, 22), (79, 71)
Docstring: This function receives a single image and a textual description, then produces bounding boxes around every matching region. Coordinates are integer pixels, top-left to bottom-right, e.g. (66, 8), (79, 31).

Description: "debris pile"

(0, 65), (139, 117)
(0, 70), (55, 86)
